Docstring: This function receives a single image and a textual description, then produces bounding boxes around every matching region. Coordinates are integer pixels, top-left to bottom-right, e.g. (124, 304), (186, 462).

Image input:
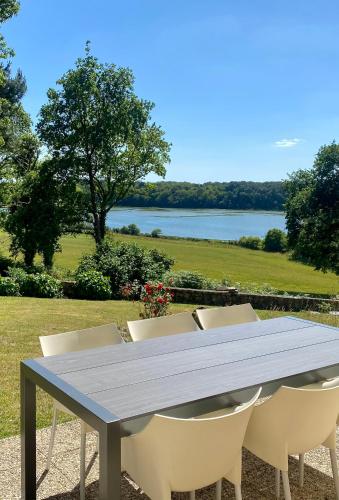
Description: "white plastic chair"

(39, 323), (122, 500)
(298, 376), (339, 488)
(127, 311), (200, 342)
(244, 385), (339, 500)
(196, 303), (260, 330)
(121, 389), (261, 500)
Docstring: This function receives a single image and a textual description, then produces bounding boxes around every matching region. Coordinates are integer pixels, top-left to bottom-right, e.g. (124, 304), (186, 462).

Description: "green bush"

(238, 236), (262, 250)
(112, 223), (141, 235)
(20, 273), (63, 298)
(164, 270), (218, 290)
(234, 281), (279, 295)
(151, 228), (162, 238)
(0, 277), (21, 296)
(75, 270), (112, 300)
(0, 254), (15, 276)
(7, 267), (28, 288)
(263, 228), (288, 252)
(77, 240), (174, 297)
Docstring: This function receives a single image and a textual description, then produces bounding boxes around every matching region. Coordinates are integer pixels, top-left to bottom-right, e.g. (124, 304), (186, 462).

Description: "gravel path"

(1, 420), (338, 499)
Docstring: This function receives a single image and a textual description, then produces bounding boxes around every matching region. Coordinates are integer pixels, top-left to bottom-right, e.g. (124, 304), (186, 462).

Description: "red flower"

(157, 297), (164, 304)
(144, 283), (153, 295)
(157, 283), (163, 290)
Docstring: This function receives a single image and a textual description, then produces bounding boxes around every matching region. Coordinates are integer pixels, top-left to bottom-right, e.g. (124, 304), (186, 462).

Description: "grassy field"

(1, 231), (336, 295)
(0, 296), (338, 439)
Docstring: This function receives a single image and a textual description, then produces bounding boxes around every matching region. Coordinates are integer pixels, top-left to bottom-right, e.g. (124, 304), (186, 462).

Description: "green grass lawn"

(0, 296), (337, 439)
(55, 233), (338, 295)
(1, 231), (337, 295)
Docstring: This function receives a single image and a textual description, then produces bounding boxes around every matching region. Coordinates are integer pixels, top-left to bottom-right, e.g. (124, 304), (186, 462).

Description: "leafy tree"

(0, 0), (30, 197)
(4, 134), (86, 268)
(285, 142), (339, 274)
(0, 0), (19, 68)
(38, 44), (171, 245)
(263, 228), (287, 253)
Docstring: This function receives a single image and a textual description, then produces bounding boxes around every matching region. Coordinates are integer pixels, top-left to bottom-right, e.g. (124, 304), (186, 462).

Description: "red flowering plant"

(140, 282), (174, 318)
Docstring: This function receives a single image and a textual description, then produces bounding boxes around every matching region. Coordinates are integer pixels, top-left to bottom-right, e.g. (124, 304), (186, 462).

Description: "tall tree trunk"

(43, 247), (54, 270)
(24, 247), (36, 268)
(88, 168), (101, 245)
(98, 209), (107, 242)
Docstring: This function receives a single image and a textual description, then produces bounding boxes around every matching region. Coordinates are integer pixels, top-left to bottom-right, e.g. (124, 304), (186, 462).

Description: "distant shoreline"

(114, 206), (285, 214)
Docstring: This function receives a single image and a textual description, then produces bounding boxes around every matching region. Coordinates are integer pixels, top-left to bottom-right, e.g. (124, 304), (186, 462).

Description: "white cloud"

(274, 138), (301, 148)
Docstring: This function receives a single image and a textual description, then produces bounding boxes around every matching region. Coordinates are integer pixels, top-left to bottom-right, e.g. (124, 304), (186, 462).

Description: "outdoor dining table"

(21, 315), (339, 499)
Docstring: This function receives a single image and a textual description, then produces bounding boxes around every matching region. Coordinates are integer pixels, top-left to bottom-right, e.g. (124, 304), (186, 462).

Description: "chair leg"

(281, 471), (291, 500)
(95, 431), (99, 454)
(330, 449), (339, 500)
(189, 491), (195, 500)
(46, 408), (58, 471)
(216, 479), (222, 500)
(275, 468), (280, 498)
(234, 484), (242, 500)
(80, 422), (86, 500)
(299, 453), (304, 487)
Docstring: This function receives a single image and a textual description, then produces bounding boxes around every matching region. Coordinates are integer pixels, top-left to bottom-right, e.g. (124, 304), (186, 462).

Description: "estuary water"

(107, 207), (286, 241)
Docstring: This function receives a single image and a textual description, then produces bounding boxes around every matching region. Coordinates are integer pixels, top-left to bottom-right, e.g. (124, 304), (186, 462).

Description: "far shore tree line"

(0, 1), (338, 276)
(118, 180), (286, 211)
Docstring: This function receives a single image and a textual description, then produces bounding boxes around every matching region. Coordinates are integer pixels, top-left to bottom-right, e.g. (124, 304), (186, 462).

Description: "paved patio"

(1, 420), (338, 499)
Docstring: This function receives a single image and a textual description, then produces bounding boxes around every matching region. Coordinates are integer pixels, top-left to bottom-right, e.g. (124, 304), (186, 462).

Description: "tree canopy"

(0, 0), (19, 66)
(38, 44), (171, 244)
(0, 0), (30, 194)
(4, 134), (86, 268)
(285, 142), (339, 274)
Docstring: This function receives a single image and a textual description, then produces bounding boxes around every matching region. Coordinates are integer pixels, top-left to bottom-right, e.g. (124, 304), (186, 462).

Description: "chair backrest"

(127, 312), (200, 342)
(245, 385), (339, 458)
(39, 323), (122, 357)
(196, 303), (260, 330)
(137, 389), (261, 492)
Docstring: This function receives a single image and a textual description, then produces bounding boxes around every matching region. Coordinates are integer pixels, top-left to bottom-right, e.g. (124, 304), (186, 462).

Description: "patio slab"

(0, 420), (338, 499)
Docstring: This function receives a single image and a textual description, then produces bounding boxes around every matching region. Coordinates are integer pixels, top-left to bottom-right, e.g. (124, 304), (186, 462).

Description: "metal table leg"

(99, 421), (121, 499)
(21, 363), (36, 499)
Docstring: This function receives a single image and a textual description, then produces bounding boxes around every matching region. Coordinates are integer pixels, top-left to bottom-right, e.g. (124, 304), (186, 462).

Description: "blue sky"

(3, 0), (339, 182)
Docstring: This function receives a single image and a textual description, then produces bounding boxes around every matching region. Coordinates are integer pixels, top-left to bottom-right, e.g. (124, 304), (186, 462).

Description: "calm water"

(107, 207), (286, 240)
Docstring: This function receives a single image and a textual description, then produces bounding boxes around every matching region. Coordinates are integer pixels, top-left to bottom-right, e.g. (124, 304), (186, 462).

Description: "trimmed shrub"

(238, 236), (263, 250)
(75, 270), (112, 300)
(21, 273), (63, 298)
(0, 277), (21, 296)
(263, 228), (288, 252)
(77, 240), (174, 297)
(164, 270), (218, 290)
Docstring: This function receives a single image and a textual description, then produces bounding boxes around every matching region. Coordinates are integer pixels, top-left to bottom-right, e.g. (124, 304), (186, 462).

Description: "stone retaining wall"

(61, 281), (338, 312)
(169, 287), (339, 312)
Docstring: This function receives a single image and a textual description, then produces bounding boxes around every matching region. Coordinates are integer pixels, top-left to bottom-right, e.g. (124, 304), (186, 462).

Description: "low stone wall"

(61, 281), (338, 312)
(169, 287), (339, 312)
